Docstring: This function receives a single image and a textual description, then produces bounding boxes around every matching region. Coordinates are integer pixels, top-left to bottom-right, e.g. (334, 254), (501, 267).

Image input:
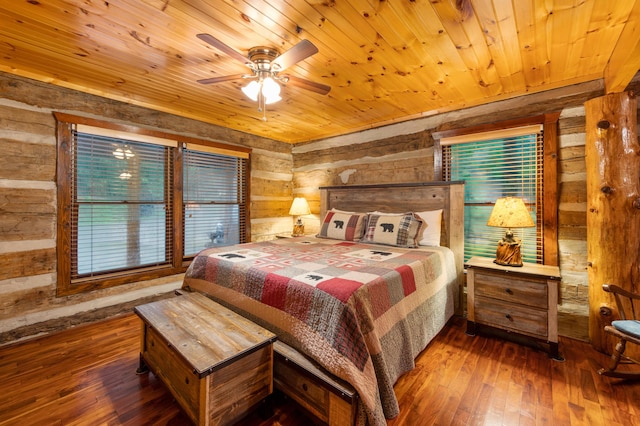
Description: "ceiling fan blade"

(272, 40), (318, 71)
(197, 33), (250, 66)
(281, 75), (331, 95)
(197, 73), (248, 84)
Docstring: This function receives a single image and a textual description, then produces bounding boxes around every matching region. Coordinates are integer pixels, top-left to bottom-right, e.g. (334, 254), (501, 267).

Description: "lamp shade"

(242, 78), (282, 104)
(487, 197), (535, 228)
(241, 80), (260, 101)
(289, 197), (310, 216)
(262, 77), (282, 104)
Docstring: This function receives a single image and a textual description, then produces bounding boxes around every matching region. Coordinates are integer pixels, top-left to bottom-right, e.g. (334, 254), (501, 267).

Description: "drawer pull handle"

(505, 313), (512, 320)
(302, 383), (308, 392)
(505, 288), (513, 294)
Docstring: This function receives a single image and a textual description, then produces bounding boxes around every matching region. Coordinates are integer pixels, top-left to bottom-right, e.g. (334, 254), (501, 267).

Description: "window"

(443, 126), (542, 263)
(55, 113), (250, 296)
(72, 132), (173, 277)
(434, 113), (559, 266)
(183, 145), (248, 255)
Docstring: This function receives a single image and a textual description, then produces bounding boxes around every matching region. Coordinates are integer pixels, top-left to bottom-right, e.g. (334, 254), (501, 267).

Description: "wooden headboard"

(319, 181), (465, 313)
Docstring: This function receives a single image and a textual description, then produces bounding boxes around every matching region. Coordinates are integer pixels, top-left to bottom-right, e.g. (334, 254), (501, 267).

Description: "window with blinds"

(183, 147), (248, 256)
(71, 132), (173, 278)
(55, 113), (251, 295)
(442, 126), (544, 264)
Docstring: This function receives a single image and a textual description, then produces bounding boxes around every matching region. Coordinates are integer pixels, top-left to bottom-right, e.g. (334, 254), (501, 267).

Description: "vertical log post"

(585, 91), (640, 354)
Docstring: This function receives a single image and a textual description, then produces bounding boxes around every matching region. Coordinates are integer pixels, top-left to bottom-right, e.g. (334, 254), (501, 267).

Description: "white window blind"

(183, 146), (248, 256)
(443, 126), (543, 263)
(71, 131), (173, 278)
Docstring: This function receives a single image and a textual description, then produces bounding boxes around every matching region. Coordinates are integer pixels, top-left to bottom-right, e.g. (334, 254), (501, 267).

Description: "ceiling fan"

(196, 33), (331, 120)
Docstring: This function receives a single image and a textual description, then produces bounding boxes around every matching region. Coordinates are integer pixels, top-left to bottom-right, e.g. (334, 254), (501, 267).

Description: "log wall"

(0, 72), (292, 344)
(293, 78), (640, 341)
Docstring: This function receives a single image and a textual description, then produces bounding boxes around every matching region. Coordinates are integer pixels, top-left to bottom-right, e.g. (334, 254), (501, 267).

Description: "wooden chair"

(598, 284), (640, 379)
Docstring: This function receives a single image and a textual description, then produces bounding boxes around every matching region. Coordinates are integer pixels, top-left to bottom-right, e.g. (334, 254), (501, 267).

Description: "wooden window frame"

(433, 112), (560, 266)
(55, 113), (251, 296)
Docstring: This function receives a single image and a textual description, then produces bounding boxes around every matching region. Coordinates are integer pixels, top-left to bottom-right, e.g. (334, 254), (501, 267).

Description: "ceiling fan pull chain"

(257, 89), (268, 121)
(258, 90), (264, 113)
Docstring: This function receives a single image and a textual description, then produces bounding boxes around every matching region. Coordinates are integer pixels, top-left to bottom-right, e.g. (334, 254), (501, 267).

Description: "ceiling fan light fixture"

(241, 80), (260, 101)
(265, 94), (282, 105)
(241, 76), (282, 105)
(262, 77), (281, 100)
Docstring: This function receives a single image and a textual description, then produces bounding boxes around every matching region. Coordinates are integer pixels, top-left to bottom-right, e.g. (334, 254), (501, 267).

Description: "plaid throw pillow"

(317, 209), (367, 241)
(361, 212), (424, 248)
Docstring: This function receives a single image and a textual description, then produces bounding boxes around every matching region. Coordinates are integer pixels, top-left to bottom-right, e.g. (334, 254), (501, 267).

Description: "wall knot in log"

(599, 306), (612, 316)
(597, 120), (611, 130)
(600, 185), (614, 195)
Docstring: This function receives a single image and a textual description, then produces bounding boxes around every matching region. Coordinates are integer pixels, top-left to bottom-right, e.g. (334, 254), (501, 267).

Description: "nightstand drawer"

(475, 295), (548, 338)
(474, 271), (547, 309)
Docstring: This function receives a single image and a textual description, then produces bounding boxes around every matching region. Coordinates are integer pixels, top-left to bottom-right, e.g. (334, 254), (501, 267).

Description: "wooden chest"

(134, 291), (276, 426)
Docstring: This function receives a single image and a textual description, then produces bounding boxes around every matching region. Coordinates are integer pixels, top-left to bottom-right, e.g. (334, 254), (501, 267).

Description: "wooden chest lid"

(135, 291), (276, 378)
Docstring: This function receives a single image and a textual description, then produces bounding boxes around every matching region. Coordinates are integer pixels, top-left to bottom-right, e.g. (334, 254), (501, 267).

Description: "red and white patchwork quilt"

(183, 237), (457, 425)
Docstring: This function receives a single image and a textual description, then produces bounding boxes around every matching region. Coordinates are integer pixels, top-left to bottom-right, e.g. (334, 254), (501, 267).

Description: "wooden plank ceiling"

(1, 0), (639, 143)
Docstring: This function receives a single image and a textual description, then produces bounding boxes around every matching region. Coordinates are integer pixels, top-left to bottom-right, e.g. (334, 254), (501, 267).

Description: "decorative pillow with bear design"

(361, 212), (424, 248)
(317, 209), (367, 241)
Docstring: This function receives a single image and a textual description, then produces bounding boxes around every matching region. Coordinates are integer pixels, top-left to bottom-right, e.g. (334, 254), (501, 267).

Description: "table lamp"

(289, 197), (310, 236)
(486, 197), (535, 267)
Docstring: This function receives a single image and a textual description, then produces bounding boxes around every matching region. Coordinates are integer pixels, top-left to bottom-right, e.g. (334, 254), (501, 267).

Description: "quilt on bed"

(183, 237), (457, 426)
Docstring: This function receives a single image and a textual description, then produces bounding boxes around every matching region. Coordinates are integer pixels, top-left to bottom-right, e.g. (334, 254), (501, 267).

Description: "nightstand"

(466, 256), (562, 360)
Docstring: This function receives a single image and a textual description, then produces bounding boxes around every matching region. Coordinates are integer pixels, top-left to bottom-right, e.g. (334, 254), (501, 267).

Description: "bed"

(182, 182), (464, 425)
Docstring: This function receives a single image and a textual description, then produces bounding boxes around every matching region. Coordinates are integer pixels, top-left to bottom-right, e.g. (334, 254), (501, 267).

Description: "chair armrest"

(602, 284), (640, 301)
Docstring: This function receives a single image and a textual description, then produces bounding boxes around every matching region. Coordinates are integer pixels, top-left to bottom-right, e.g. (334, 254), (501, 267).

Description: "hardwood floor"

(0, 313), (638, 425)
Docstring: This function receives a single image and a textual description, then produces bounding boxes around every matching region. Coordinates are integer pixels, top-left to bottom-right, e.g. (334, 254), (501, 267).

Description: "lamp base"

(292, 223), (305, 237)
(493, 259), (523, 267)
(494, 237), (523, 267)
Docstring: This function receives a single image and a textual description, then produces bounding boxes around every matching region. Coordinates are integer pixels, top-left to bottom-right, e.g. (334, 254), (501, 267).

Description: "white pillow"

(416, 209), (443, 246)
